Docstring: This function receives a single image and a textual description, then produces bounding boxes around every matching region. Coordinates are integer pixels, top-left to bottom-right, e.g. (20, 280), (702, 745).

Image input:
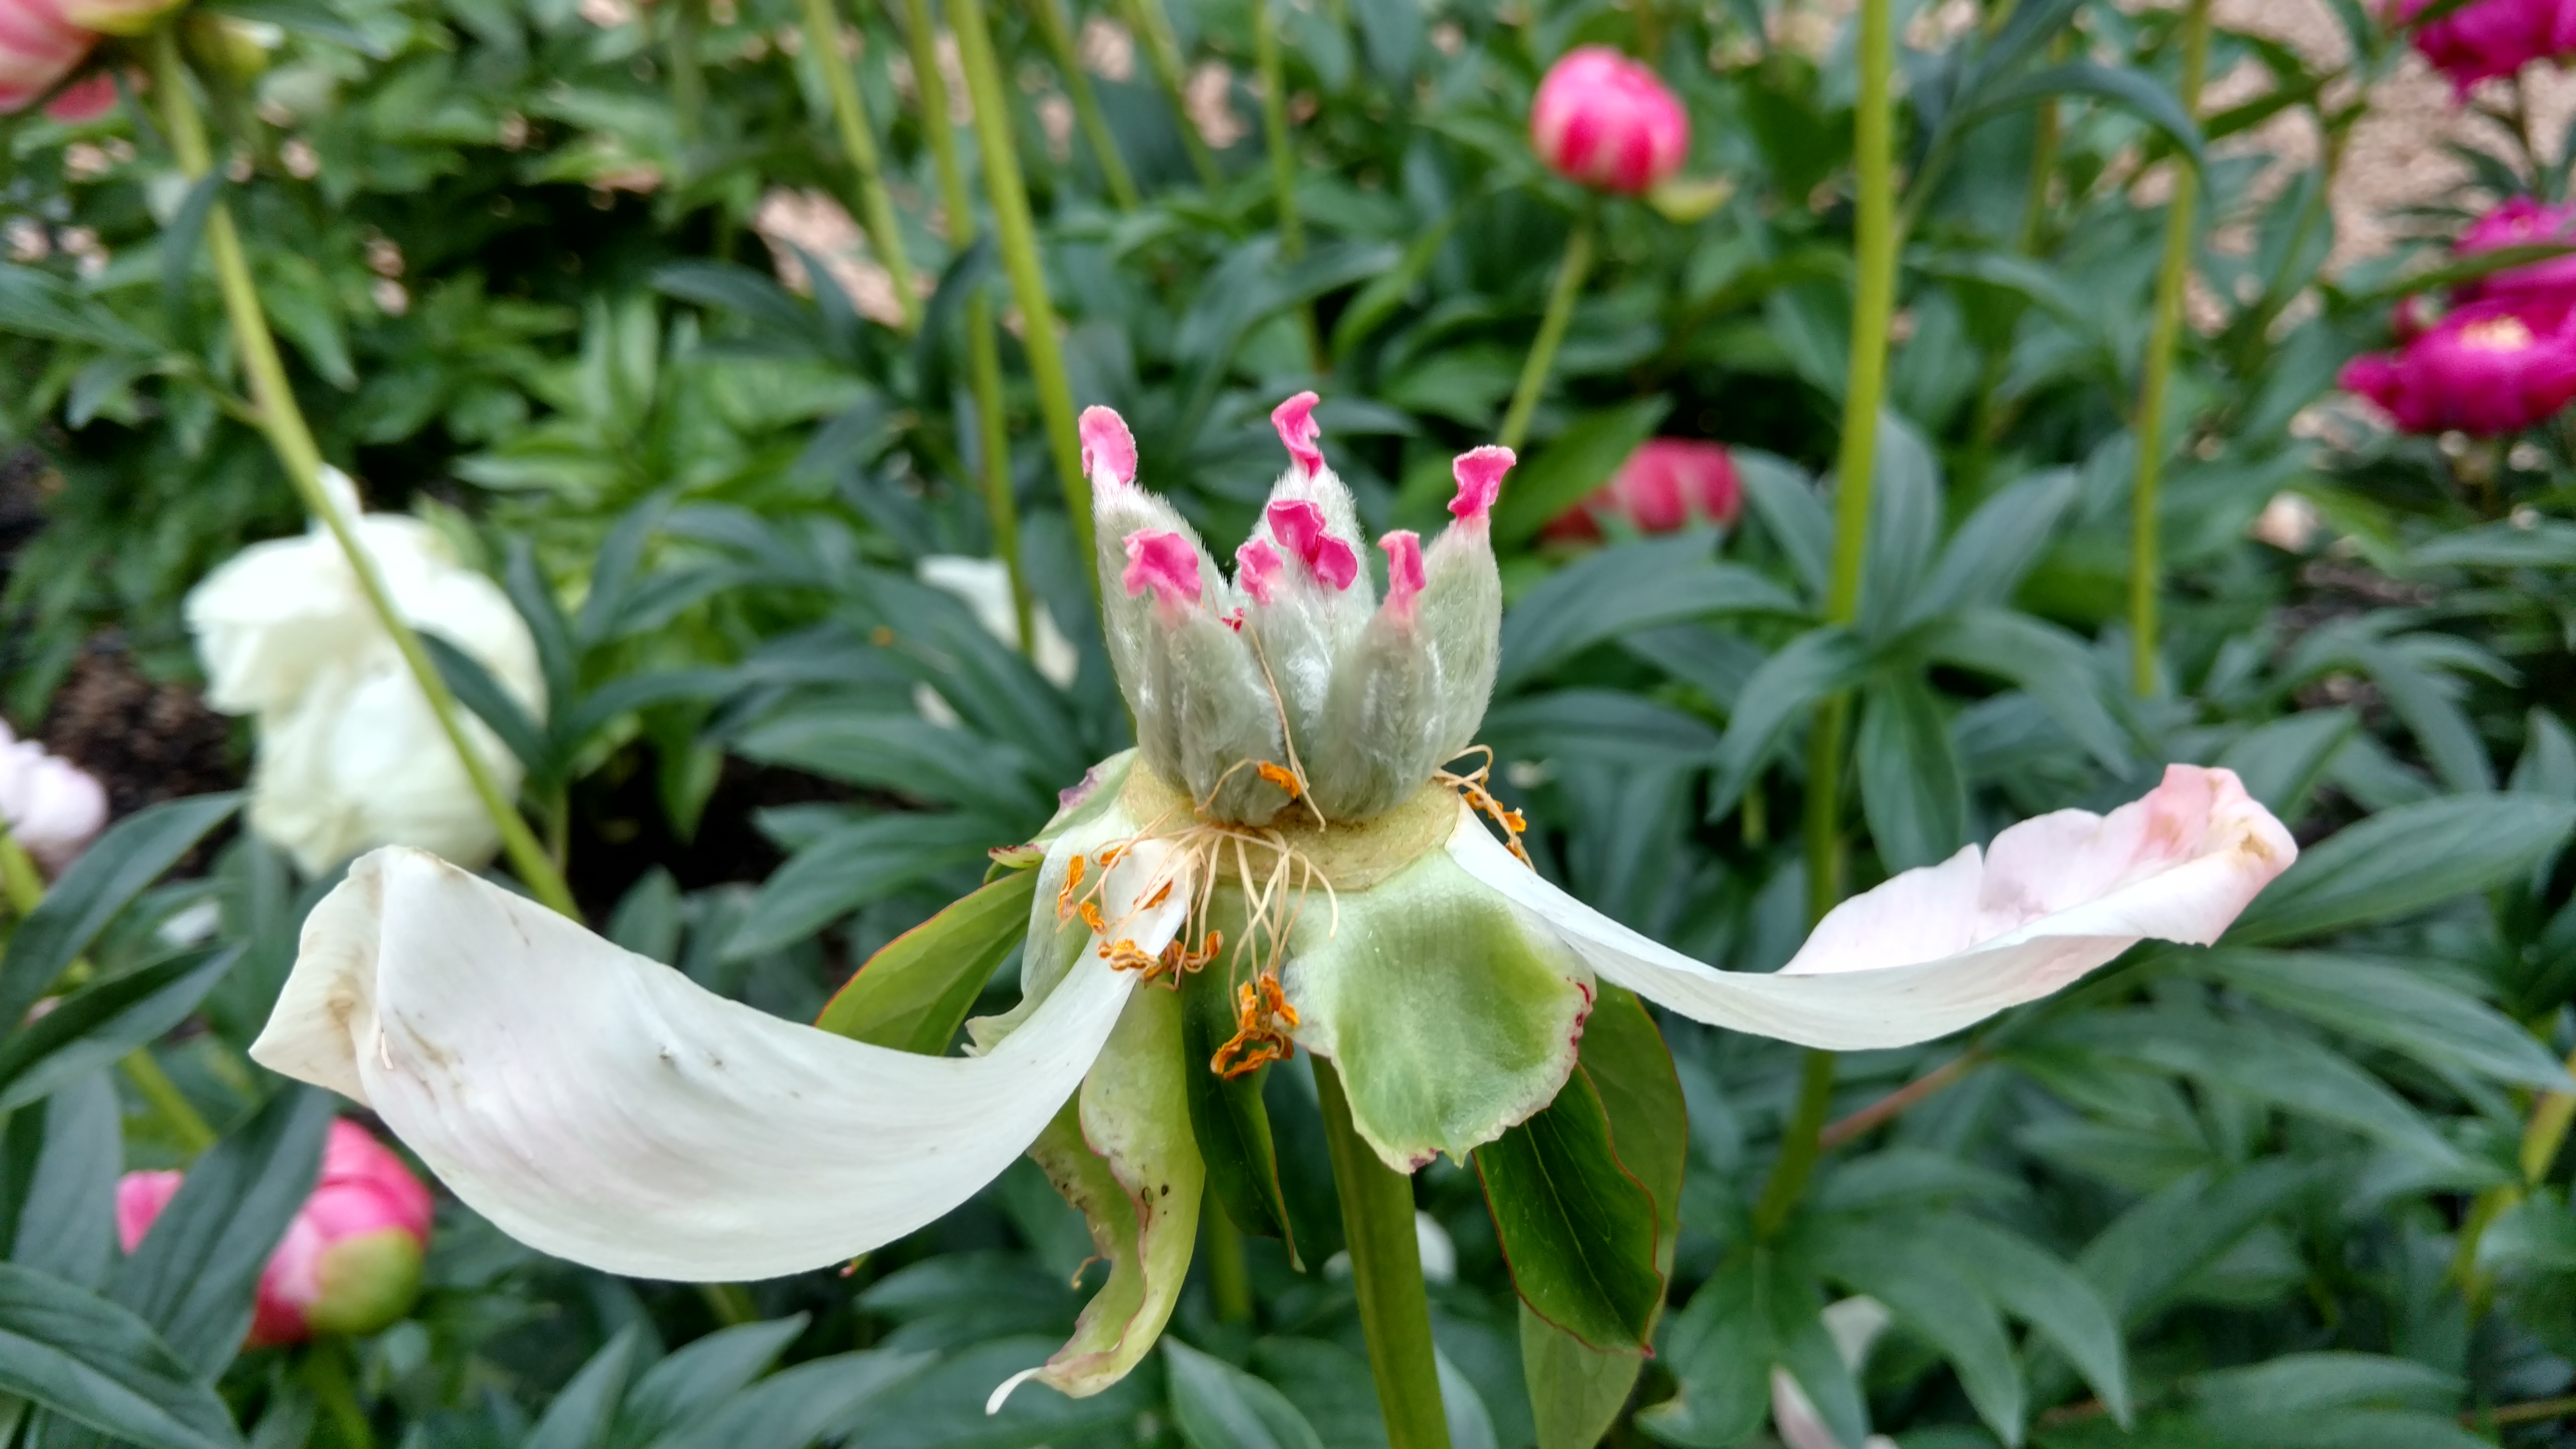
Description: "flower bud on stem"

(1315, 1059), (1451, 1449)
(141, 27), (578, 921)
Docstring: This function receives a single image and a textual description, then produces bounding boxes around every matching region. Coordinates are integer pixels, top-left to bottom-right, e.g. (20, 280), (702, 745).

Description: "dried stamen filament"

(1211, 972), (1299, 1078)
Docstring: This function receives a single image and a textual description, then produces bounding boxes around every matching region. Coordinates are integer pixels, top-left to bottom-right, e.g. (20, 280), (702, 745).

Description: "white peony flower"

(0, 720), (107, 873)
(184, 470), (544, 875)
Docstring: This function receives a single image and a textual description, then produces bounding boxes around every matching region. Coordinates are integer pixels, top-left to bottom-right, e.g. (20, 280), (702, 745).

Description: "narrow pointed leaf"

(815, 870), (1039, 1055)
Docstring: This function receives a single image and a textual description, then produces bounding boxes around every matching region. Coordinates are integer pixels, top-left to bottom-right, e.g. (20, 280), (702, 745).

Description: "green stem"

(1025, 0), (1141, 209)
(144, 30), (579, 922)
(1252, 0), (1322, 370)
(1120, 0), (1221, 188)
(0, 831), (41, 916)
(124, 1050), (219, 1155)
(698, 1281), (759, 1325)
(797, 0), (921, 332)
(949, 0), (1096, 577)
(305, 1338), (375, 1449)
(1747, 0), (1897, 1236)
(669, 0), (707, 147)
(2012, 35), (2065, 258)
(1206, 1206), (1252, 1324)
(2128, 0), (2209, 700)
(899, 0), (1034, 648)
(1497, 216), (1593, 453)
(1315, 1060), (1450, 1449)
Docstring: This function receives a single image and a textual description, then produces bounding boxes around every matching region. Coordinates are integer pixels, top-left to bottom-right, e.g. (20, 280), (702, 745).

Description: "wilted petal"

(251, 845), (1174, 1282)
(1449, 766), (2295, 1050)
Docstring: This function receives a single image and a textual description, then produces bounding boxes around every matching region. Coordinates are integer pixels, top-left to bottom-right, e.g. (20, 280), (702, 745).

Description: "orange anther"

(1255, 761), (1302, 798)
(1211, 972), (1299, 1078)
(1055, 855), (1088, 920)
(1142, 880), (1173, 910)
(1078, 899), (1106, 934)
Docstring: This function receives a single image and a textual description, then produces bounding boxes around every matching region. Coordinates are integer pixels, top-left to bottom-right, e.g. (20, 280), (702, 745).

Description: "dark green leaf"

(1707, 629), (1873, 817)
(2191, 950), (2571, 1089)
(1179, 959), (1296, 1258)
(420, 632), (554, 785)
(523, 1327), (644, 1449)
(2228, 794), (2576, 945)
(1166, 1340), (1324, 1449)
(1920, 1217), (2131, 1425)
(0, 949), (236, 1113)
(813, 870), (1037, 1055)
(1498, 538), (1801, 692)
(1856, 674), (1966, 871)
(159, 174), (225, 350)
(1962, 63), (2205, 169)
(645, 1350), (925, 1449)
(0, 795), (242, 1041)
(1817, 1221), (2026, 1444)
(1473, 1069), (1663, 1354)
(0, 1264), (241, 1449)
(724, 814), (1002, 962)
(10, 1075), (121, 1289)
(611, 1315), (808, 1449)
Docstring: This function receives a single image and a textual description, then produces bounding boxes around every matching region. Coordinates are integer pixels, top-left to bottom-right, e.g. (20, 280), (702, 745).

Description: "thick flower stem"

(305, 1337), (376, 1449)
(1025, 0), (1140, 210)
(1497, 215), (1594, 453)
(2128, 0), (2209, 700)
(1315, 1060), (1451, 1449)
(1206, 1208), (1253, 1324)
(1750, 0), (1896, 1236)
(143, 29), (580, 923)
(1119, 0), (1221, 188)
(0, 827), (218, 1156)
(796, 0), (921, 333)
(950, 0), (1096, 574)
(900, 0), (1034, 647)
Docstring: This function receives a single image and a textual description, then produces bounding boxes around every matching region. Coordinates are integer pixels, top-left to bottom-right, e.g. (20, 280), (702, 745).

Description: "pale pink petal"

(1079, 405), (1138, 486)
(1121, 530), (1205, 606)
(1450, 446), (1514, 521)
(1271, 391), (1324, 478)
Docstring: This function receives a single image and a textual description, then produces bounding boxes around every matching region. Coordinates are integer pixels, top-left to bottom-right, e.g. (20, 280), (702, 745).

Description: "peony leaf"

(1178, 953), (1298, 1262)
(1473, 1066), (1662, 1355)
(814, 870), (1039, 1056)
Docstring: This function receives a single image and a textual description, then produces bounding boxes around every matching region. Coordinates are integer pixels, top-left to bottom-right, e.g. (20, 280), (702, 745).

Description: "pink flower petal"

(1078, 405), (1138, 486)
(1380, 531), (1425, 617)
(1449, 446), (1515, 522)
(1270, 391), (1325, 478)
(1235, 537), (1283, 604)
(1121, 530), (1204, 605)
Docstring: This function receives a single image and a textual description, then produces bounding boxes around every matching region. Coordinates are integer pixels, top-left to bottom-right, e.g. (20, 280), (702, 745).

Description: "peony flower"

(0, 0), (94, 116)
(1772, 1298), (1899, 1449)
(2393, 0), (2576, 93)
(1543, 437), (1742, 543)
(248, 395), (2294, 1406)
(0, 719), (107, 873)
(1530, 46), (1688, 195)
(119, 1119), (433, 1346)
(2454, 195), (2576, 307)
(2339, 300), (2576, 435)
(37, 64), (109, 120)
(184, 469), (545, 875)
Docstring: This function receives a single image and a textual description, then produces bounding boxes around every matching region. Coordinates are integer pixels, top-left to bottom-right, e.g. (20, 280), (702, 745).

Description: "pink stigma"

(1121, 530), (1203, 605)
(1380, 531), (1424, 615)
(1449, 445), (1514, 521)
(1235, 537), (1283, 604)
(1271, 391), (1325, 477)
(1264, 500), (1359, 590)
(1079, 405), (1138, 485)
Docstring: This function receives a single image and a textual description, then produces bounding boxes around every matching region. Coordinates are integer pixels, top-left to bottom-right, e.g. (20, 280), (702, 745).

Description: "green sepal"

(1520, 983), (1687, 1446)
(813, 870), (1039, 1055)
(1473, 1066), (1662, 1354)
(1177, 940), (1300, 1268)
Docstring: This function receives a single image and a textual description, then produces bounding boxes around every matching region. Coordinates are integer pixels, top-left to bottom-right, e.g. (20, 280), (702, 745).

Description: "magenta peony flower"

(2455, 195), (2576, 306)
(2392, 0), (2576, 93)
(1529, 46), (1688, 195)
(39, 66), (112, 120)
(1543, 437), (1742, 542)
(2340, 299), (2576, 434)
(0, 720), (106, 874)
(0, 0), (93, 116)
(119, 1119), (434, 1347)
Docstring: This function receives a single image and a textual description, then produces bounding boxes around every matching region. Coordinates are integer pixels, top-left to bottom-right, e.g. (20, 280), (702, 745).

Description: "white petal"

(1449, 766), (2296, 1050)
(250, 845), (1187, 1282)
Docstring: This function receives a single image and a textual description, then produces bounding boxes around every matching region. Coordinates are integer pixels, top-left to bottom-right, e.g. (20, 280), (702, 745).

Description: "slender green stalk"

(2012, 36), (2065, 258)
(305, 1338), (376, 1449)
(669, 0), (708, 146)
(2128, 0), (2210, 700)
(1497, 216), (1593, 453)
(1315, 1061), (1451, 1449)
(797, 0), (921, 332)
(898, 0), (1034, 647)
(145, 30), (578, 921)
(950, 0), (1096, 574)
(1120, 0), (1221, 187)
(0, 830), (40, 916)
(1252, 0), (1322, 369)
(1748, 0), (1898, 1237)
(1206, 1208), (1253, 1324)
(1025, 0), (1141, 209)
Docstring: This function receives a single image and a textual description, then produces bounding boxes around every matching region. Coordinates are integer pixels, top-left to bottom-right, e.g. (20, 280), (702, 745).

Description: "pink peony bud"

(0, 0), (94, 117)
(2391, 0), (2576, 94)
(1529, 46), (1688, 195)
(2339, 299), (2576, 435)
(39, 65), (110, 120)
(2454, 195), (2576, 306)
(1543, 438), (1743, 543)
(119, 1119), (434, 1347)
(0, 721), (107, 874)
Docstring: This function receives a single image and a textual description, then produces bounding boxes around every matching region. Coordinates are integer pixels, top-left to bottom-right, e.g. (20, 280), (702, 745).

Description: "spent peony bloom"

(248, 396), (2294, 1407)
(185, 469), (544, 874)
(918, 554), (1081, 689)
(1530, 46), (1688, 195)
(2455, 196), (2576, 307)
(1543, 437), (1742, 543)
(0, 0), (94, 116)
(119, 1119), (433, 1346)
(2340, 300), (2576, 435)
(0, 719), (107, 873)
(2393, 0), (2576, 93)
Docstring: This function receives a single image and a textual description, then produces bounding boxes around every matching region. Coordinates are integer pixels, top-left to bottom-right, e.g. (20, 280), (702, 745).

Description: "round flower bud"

(118, 1119), (434, 1346)
(0, 720), (106, 873)
(1529, 46), (1687, 195)
(0, 0), (95, 117)
(2340, 300), (2576, 435)
(1543, 438), (1741, 543)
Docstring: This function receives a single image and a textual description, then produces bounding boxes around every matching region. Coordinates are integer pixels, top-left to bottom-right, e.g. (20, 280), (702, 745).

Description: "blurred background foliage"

(11, 0), (2576, 1445)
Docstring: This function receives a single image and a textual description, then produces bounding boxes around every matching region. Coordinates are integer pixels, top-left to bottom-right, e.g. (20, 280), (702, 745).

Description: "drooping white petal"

(1449, 766), (2296, 1050)
(250, 844), (1187, 1282)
